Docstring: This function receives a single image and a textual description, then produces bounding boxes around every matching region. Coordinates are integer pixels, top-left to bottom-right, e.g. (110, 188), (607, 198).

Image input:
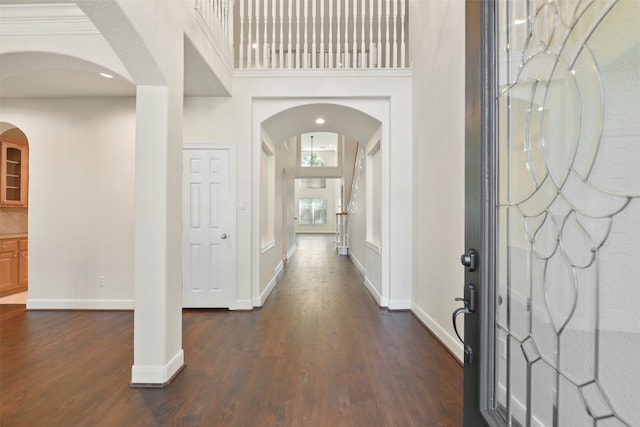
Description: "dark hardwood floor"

(0, 235), (462, 426)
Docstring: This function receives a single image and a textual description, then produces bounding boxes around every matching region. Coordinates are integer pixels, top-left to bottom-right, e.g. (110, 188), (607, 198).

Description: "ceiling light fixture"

(99, 72), (114, 79)
(315, 118), (325, 125)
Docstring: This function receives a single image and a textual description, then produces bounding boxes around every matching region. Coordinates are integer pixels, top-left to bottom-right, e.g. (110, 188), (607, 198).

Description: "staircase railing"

(194, 0), (234, 65)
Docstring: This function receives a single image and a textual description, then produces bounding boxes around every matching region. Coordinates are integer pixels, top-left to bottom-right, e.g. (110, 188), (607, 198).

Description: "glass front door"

(464, 0), (640, 425)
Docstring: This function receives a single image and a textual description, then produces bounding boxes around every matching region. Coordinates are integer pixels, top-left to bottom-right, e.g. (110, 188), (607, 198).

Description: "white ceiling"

(0, 3), (228, 98)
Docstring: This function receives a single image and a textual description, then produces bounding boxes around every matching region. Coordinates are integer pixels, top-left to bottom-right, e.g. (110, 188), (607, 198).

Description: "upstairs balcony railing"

(194, 0), (409, 71)
(235, 0), (408, 70)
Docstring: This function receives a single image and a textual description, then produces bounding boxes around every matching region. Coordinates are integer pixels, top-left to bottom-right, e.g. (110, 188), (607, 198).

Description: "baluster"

(247, 0), (252, 68)
(271, 0), (276, 68)
(239, 0), (245, 68)
(369, 0), (374, 67)
(400, 0), (405, 68)
(303, 0), (309, 68)
(279, 0), (284, 68)
(336, 0), (341, 67)
(227, 0), (234, 60)
(312, 0), (317, 68)
(392, 0), (397, 68)
(377, 0), (382, 68)
(344, 0), (349, 68)
(360, 0), (366, 68)
(319, 0), (325, 68)
(328, 0), (333, 68)
(251, 0), (262, 68)
(385, 0), (390, 68)
(288, 0), (293, 68)
(296, 0), (301, 68)
(263, 0), (268, 68)
(352, 0), (357, 68)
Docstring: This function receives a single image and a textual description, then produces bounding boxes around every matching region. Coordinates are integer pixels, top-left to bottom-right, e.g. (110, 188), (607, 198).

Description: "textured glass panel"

(530, 360), (555, 427)
(494, 0), (639, 426)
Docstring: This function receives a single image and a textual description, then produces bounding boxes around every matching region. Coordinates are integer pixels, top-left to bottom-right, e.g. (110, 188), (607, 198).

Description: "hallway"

(0, 234), (463, 426)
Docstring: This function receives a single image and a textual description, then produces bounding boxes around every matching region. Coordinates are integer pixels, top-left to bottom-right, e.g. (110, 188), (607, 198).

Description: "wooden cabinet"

(0, 238), (27, 297)
(1, 138), (29, 207)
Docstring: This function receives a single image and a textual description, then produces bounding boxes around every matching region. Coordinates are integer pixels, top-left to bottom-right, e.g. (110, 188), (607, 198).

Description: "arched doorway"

(254, 101), (389, 308)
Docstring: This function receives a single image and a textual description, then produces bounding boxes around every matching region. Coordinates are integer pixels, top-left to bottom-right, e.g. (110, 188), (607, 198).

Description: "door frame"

(182, 144), (237, 309)
(464, 0), (501, 425)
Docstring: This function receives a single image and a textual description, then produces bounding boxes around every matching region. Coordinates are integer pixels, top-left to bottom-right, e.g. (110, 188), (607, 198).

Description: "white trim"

(0, 4), (100, 36)
(26, 299), (134, 310)
(287, 243), (297, 259)
(233, 299), (253, 310)
(274, 260), (285, 276)
(411, 301), (464, 363)
(349, 253), (366, 276)
(364, 276), (388, 307)
(254, 274), (278, 307)
(388, 299), (411, 310)
(234, 69), (413, 79)
(260, 240), (276, 254)
(365, 240), (381, 254)
(131, 349), (184, 385)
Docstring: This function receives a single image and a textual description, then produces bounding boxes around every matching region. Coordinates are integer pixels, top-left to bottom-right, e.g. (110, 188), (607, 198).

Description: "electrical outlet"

(98, 276), (105, 287)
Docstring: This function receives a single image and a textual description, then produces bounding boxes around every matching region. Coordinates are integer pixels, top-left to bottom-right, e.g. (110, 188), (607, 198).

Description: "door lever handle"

(452, 306), (470, 344)
(452, 306), (474, 364)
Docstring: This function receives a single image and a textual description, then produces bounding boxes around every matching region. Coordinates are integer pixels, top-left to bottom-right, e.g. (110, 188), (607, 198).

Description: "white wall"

(410, 0), (466, 361)
(1, 97), (136, 308)
(348, 143), (367, 276)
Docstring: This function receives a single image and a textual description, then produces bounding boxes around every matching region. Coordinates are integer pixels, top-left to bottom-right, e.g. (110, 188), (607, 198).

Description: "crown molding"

(0, 3), (99, 36)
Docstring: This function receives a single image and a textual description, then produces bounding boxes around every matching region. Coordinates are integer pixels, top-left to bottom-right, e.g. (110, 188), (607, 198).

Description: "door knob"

(220, 233), (229, 240)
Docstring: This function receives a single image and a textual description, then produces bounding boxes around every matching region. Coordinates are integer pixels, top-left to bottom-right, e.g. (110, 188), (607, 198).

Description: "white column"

(131, 85), (183, 386)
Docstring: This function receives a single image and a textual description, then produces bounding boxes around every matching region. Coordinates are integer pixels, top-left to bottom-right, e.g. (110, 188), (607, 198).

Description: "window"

(299, 198), (327, 225)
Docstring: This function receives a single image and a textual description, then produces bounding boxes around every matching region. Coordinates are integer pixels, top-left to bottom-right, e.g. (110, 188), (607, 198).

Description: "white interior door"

(183, 148), (231, 308)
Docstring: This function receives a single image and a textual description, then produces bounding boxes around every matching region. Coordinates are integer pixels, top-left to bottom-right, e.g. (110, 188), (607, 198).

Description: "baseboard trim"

(411, 302), (464, 364)
(254, 273), (278, 307)
(364, 276), (388, 307)
(233, 299), (254, 311)
(130, 349), (185, 387)
(349, 253), (366, 276)
(287, 243), (297, 259)
(26, 299), (134, 310)
(388, 299), (412, 310)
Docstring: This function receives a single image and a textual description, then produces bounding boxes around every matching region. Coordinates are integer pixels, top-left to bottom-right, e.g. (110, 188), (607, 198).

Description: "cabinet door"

(19, 250), (28, 288)
(0, 251), (19, 297)
(1, 140), (29, 207)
